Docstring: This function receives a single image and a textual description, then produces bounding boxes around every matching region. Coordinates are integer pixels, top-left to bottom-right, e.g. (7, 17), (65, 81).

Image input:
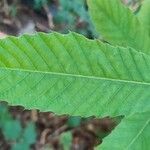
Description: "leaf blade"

(87, 0), (150, 54)
(138, 0), (150, 33)
(98, 111), (150, 150)
(0, 32), (150, 117)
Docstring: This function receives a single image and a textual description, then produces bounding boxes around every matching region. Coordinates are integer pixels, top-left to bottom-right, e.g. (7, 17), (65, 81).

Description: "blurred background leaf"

(60, 131), (72, 150)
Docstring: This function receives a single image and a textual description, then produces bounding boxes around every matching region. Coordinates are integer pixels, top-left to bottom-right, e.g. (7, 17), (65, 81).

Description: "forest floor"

(0, 102), (119, 150)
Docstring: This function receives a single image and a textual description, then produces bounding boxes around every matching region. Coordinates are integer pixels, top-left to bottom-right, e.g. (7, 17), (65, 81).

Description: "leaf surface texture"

(98, 111), (150, 150)
(138, 0), (150, 34)
(0, 33), (150, 117)
(88, 0), (150, 54)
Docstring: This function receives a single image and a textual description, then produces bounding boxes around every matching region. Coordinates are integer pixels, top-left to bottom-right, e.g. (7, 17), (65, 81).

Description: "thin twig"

(43, 4), (54, 29)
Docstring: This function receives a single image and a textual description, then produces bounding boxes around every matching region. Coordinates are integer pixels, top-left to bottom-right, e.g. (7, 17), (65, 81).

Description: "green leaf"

(23, 122), (37, 144)
(11, 122), (36, 150)
(87, 0), (150, 54)
(12, 142), (30, 150)
(97, 111), (150, 150)
(67, 116), (81, 128)
(0, 103), (11, 128)
(138, 0), (150, 33)
(60, 131), (72, 150)
(0, 32), (150, 117)
(3, 120), (22, 141)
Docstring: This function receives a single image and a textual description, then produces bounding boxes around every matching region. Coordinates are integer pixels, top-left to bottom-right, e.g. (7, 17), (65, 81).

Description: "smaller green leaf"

(0, 103), (11, 128)
(67, 116), (82, 128)
(11, 142), (30, 150)
(34, 0), (47, 10)
(60, 131), (72, 150)
(98, 111), (150, 150)
(87, 0), (150, 54)
(3, 120), (22, 141)
(23, 122), (37, 144)
(138, 0), (150, 32)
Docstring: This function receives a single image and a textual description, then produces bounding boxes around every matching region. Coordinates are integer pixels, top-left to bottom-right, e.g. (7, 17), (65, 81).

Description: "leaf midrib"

(1, 67), (150, 86)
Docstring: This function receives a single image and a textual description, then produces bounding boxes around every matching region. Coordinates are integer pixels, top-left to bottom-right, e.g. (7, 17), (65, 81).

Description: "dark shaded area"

(0, 102), (122, 150)
(0, 0), (97, 38)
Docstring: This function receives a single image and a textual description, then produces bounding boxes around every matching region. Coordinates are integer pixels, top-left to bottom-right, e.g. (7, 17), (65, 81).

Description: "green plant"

(60, 131), (72, 150)
(33, 0), (48, 9)
(54, 0), (97, 37)
(0, 103), (37, 150)
(0, 0), (149, 149)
